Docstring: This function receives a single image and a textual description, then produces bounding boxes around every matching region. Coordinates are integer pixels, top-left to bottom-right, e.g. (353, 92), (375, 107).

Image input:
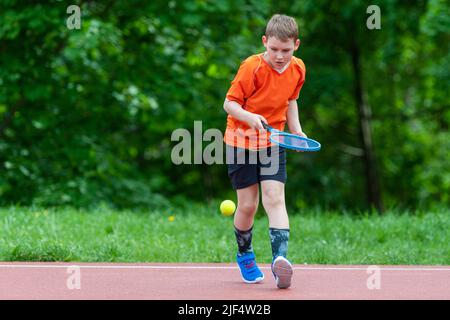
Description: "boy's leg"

(261, 180), (293, 289)
(233, 185), (264, 283)
(261, 180), (288, 229)
(234, 184), (259, 256)
(261, 180), (290, 258)
(234, 184), (259, 231)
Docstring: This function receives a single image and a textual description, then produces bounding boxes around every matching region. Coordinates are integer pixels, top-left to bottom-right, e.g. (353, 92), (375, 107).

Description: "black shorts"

(226, 145), (287, 190)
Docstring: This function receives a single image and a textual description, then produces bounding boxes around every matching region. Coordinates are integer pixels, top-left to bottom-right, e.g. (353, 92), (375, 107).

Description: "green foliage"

(0, 1), (448, 210)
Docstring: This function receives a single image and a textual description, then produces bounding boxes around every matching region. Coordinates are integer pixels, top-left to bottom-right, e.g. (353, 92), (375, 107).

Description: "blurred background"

(0, 0), (448, 213)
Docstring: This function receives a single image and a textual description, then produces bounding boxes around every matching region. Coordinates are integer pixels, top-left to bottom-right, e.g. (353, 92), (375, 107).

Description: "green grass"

(0, 206), (449, 264)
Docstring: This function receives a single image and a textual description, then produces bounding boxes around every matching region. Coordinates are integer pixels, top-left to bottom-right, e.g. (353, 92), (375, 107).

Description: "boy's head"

(262, 14), (300, 70)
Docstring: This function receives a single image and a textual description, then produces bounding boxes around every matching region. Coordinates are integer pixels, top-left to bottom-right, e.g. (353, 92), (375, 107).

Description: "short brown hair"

(265, 14), (298, 41)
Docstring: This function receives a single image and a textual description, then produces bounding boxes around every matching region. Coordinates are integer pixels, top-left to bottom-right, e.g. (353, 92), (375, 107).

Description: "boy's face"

(262, 35), (300, 69)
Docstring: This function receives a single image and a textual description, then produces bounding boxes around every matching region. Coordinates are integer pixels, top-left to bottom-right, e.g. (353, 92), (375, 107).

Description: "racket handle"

(261, 121), (272, 131)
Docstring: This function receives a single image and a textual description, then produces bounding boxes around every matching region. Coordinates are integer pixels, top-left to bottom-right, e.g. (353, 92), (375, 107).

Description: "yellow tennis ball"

(220, 200), (236, 216)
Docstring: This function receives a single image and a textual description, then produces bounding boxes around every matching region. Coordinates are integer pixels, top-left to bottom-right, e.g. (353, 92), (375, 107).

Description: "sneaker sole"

(272, 257), (293, 289)
(237, 264), (265, 284)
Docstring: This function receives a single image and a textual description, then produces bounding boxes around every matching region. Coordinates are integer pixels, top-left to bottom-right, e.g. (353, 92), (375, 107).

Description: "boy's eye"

(271, 48), (290, 53)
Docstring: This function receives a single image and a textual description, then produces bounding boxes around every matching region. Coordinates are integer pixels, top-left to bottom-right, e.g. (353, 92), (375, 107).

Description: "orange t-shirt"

(224, 53), (306, 150)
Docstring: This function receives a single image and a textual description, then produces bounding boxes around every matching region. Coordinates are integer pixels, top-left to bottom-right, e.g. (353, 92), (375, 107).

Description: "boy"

(223, 14), (307, 289)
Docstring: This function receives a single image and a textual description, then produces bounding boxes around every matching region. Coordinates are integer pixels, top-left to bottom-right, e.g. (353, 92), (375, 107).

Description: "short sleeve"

(289, 60), (306, 101)
(226, 58), (256, 105)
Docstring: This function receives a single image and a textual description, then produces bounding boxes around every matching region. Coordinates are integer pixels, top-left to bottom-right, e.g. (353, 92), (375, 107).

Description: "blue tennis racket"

(261, 121), (321, 152)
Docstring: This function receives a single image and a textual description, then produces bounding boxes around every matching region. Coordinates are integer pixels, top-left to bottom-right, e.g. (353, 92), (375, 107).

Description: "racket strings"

(270, 133), (320, 150)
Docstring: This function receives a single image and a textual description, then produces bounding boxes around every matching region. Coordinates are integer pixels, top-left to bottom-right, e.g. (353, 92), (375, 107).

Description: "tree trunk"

(350, 40), (384, 212)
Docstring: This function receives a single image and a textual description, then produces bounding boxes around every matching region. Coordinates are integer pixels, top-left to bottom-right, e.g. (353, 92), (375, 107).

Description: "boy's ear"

(262, 35), (267, 47)
(294, 39), (300, 50)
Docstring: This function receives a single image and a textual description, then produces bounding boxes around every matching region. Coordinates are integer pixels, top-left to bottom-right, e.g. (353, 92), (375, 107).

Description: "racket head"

(269, 132), (321, 152)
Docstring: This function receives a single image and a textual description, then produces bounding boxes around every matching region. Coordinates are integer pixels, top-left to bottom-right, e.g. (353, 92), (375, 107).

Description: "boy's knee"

(262, 188), (284, 207)
(238, 201), (258, 216)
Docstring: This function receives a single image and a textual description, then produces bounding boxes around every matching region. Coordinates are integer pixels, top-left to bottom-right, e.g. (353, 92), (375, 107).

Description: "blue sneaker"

(271, 256), (293, 289)
(236, 252), (264, 283)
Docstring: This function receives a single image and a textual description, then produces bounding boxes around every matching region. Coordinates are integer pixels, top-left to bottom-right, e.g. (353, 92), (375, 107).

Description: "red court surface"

(0, 263), (449, 300)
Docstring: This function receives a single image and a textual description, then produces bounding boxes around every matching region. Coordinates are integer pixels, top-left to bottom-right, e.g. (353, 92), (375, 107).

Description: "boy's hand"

(291, 130), (307, 138)
(291, 130), (307, 152)
(244, 113), (268, 131)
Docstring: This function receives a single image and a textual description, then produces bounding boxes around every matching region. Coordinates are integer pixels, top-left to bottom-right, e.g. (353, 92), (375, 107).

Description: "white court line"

(0, 265), (449, 271)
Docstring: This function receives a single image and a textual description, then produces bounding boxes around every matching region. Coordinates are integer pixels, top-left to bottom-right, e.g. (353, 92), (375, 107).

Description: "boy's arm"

(223, 99), (267, 131)
(286, 100), (307, 137)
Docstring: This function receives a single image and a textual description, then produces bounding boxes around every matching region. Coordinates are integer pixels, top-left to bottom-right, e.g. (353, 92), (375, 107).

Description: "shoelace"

(242, 259), (256, 269)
